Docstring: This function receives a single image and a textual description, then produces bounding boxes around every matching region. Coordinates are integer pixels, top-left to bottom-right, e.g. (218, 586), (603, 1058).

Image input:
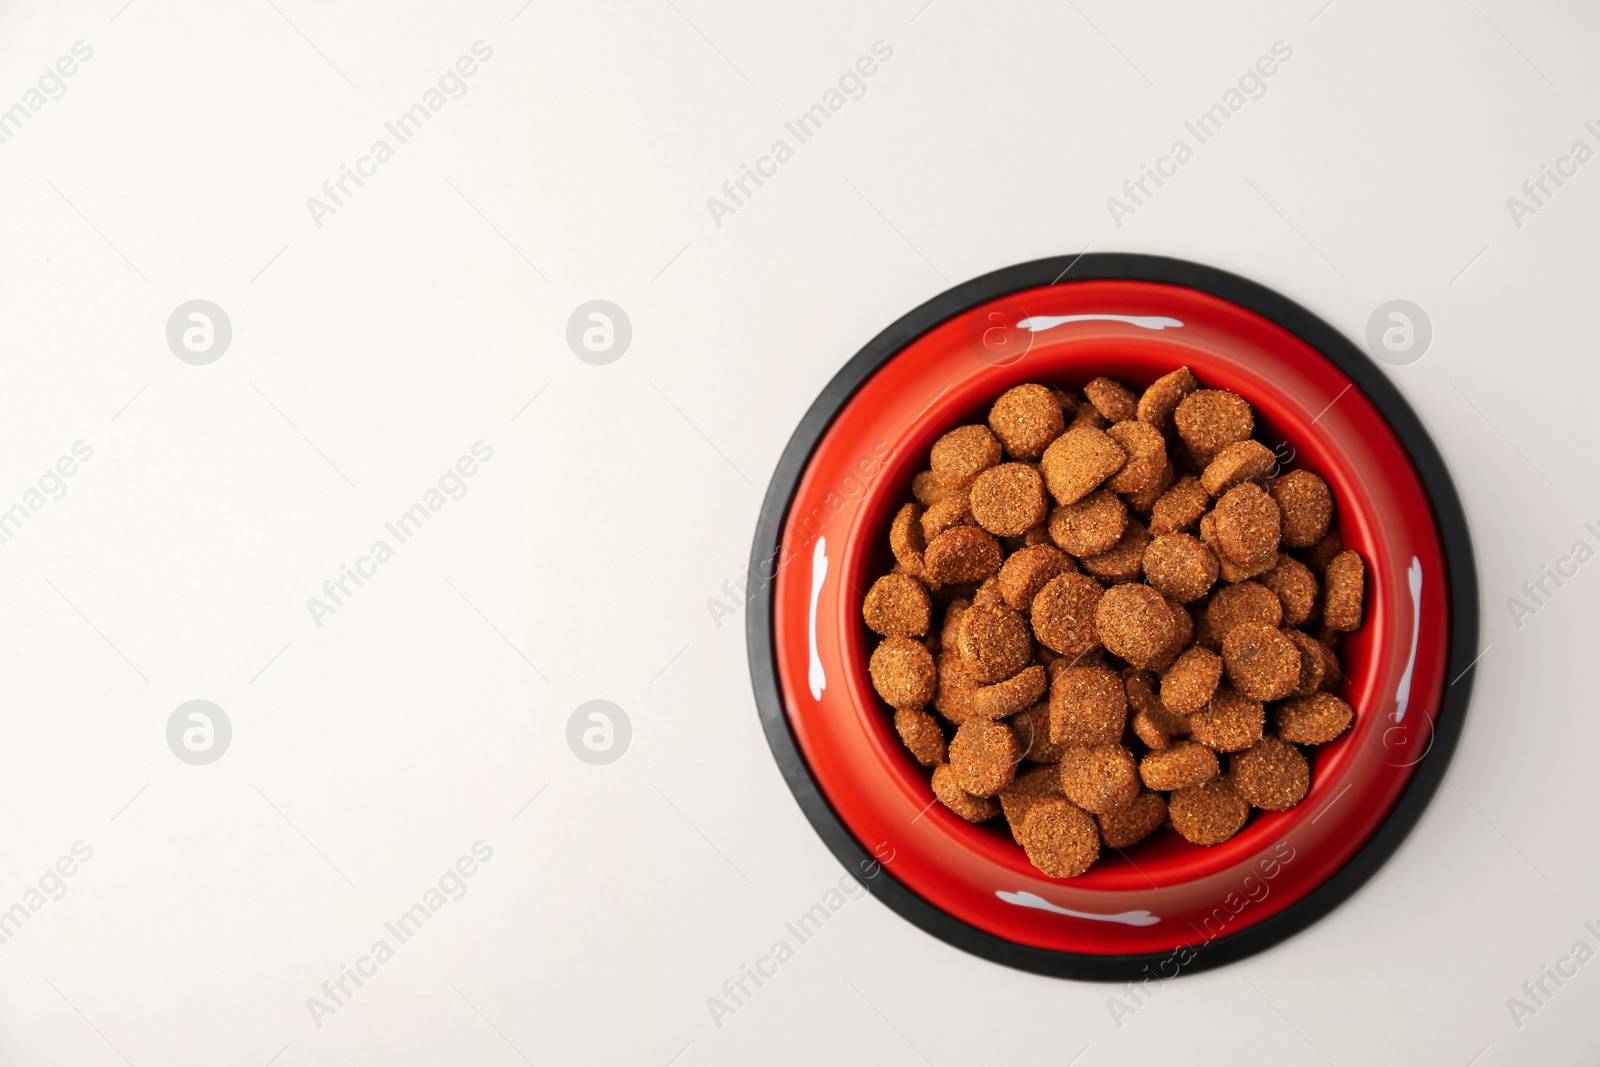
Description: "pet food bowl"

(747, 254), (1477, 979)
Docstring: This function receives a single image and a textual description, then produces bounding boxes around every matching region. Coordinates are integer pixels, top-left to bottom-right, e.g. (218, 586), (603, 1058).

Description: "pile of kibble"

(862, 370), (1365, 878)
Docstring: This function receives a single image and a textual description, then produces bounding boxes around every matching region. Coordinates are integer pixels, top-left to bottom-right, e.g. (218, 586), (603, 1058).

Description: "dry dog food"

(863, 370), (1367, 877)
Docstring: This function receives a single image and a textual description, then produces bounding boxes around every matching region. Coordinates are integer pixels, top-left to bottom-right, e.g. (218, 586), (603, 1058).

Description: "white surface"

(0, 0), (1596, 1064)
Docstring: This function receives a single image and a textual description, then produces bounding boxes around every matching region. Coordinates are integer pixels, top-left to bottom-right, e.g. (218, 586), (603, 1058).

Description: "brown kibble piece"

(1139, 739), (1220, 791)
(1221, 622), (1301, 701)
(931, 763), (1000, 822)
(1272, 470), (1334, 549)
(1316, 639), (1344, 693)
(1105, 420), (1167, 494)
(1094, 583), (1176, 670)
(998, 765), (1064, 844)
(972, 665), (1048, 719)
(1049, 665), (1127, 746)
(1097, 789), (1168, 849)
(889, 503), (927, 577)
(1302, 530), (1343, 576)
(1010, 697), (1068, 764)
(1201, 440), (1277, 496)
(949, 719), (1022, 796)
(973, 576), (1005, 608)
(997, 544), (1075, 613)
(1058, 744), (1140, 814)
(1079, 519), (1151, 584)
(1322, 551), (1365, 632)
(1149, 475), (1211, 534)
(1206, 581), (1284, 640)
(1261, 556), (1318, 627)
(969, 463), (1049, 537)
(934, 650), (981, 724)
(1161, 645), (1224, 715)
(1169, 776), (1250, 846)
(1230, 735), (1310, 810)
(912, 470), (955, 507)
(1199, 512), (1276, 582)
(1039, 427), (1127, 505)
(1084, 377), (1138, 423)
(1150, 597), (1193, 672)
(1173, 389), (1253, 464)
(1143, 533), (1219, 603)
(1188, 685), (1265, 752)
(1275, 692), (1354, 745)
(1121, 457), (1175, 517)
(1214, 482), (1281, 565)
(869, 637), (937, 708)
(921, 490), (974, 541)
(1067, 401), (1108, 432)
(863, 573), (933, 638)
(1049, 487), (1128, 557)
(1021, 796), (1100, 877)
(923, 526), (1003, 584)
(957, 604), (1033, 684)
(988, 383), (1065, 460)
(894, 707), (947, 767)
(930, 425), (1002, 489)
(1136, 367), (1198, 430)
(1126, 670), (1190, 738)
(1030, 573), (1104, 657)
(1282, 628), (1327, 696)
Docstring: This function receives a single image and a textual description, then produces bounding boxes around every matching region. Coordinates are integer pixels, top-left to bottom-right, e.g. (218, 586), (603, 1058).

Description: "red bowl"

(747, 255), (1478, 979)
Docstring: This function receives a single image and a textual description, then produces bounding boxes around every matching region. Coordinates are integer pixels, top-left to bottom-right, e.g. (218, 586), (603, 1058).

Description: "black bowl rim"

(745, 253), (1478, 981)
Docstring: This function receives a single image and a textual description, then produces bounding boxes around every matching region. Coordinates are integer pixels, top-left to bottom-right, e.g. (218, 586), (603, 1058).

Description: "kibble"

(970, 463), (1049, 537)
(1221, 622), (1302, 701)
(1139, 739), (1220, 791)
(1143, 533), (1219, 603)
(1097, 789), (1168, 849)
(989, 383), (1065, 460)
(1230, 735), (1310, 810)
(932, 763), (1002, 822)
(930, 425), (1002, 489)
(1040, 427), (1126, 505)
(1188, 685), (1265, 752)
(1030, 572), (1104, 656)
(1021, 796), (1101, 877)
(1272, 470), (1333, 549)
(1049, 487), (1128, 557)
(949, 718), (1022, 796)
(1049, 664), (1128, 747)
(1168, 775), (1250, 845)
(869, 637), (937, 708)
(1059, 743), (1141, 813)
(895, 707), (947, 767)
(1322, 550), (1365, 632)
(923, 526), (1003, 584)
(997, 544), (1075, 613)
(863, 573), (933, 638)
(1161, 645), (1224, 715)
(1274, 691), (1354, 745)
(1174, 389), (1253, 464)
(866, 370), (1366, 878)
(1095, 583), (1176, 670)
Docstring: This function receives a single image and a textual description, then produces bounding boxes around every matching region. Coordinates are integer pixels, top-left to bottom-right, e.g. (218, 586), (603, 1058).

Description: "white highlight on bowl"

(1394, 556), (1422, 723)
(1017, 314), (1184, 333)
(996, 889), (1161, 927)
(808, 537), (828, 700)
